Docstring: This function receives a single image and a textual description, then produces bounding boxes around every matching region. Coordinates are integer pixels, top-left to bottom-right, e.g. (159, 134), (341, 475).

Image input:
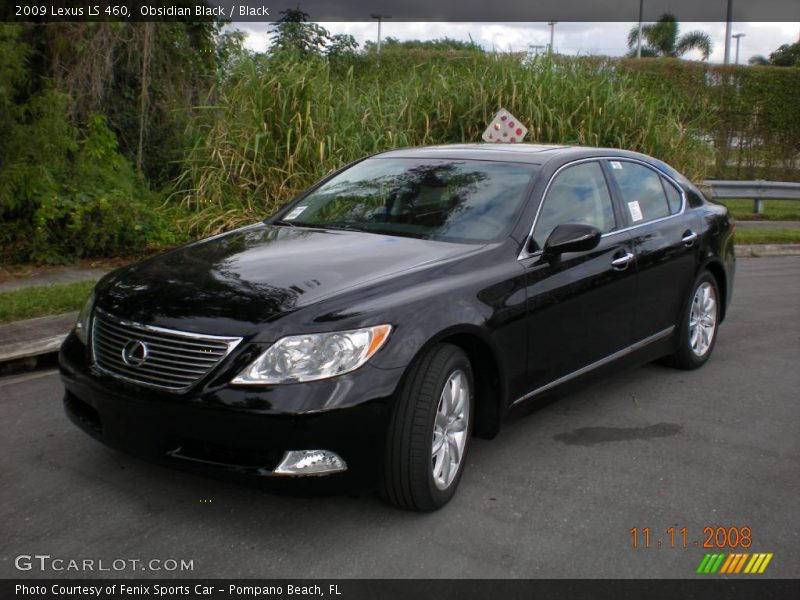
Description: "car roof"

(368, 144), (688, 185)
(374, 143), (657, 166)
(375, 143), (569, 164)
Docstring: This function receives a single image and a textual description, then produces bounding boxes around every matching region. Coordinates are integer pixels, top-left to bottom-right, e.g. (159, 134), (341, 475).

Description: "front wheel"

(381, 344), (474, 511)
(666, 271), (721, 370)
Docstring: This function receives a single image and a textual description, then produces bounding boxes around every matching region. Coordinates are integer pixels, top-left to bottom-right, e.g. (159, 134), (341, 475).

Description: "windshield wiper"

(269, 219), (365, 233)
(314, 222), (365, 232)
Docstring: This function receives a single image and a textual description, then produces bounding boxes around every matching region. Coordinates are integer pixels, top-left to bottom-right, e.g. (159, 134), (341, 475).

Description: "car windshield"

(277, 158), (538, 243)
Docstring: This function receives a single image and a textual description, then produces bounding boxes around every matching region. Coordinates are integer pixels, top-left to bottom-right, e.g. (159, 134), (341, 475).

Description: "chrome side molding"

(512, 326), (676, 406)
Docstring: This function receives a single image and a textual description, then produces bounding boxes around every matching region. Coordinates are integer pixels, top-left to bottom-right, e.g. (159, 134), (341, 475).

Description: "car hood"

(97, 224), (479, 337)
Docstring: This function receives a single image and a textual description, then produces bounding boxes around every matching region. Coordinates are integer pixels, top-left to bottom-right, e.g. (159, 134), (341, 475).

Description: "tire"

(665, 271), (721, 370)
(381, 343), (474, 511)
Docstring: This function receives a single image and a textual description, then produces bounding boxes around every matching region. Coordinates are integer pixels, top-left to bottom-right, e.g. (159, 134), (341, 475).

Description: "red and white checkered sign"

(482, 109), (528, 143)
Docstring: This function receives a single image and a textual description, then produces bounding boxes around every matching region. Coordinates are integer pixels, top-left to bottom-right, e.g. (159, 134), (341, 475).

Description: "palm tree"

(749, 42), (800, 67)
(627, 14), (712, 61)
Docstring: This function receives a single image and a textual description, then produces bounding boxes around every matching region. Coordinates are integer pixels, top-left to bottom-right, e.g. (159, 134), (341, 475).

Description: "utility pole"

(732, 33), (745, 65)
(370, 14), (392, 54)
(723, 0), (733, 64)
(547, 21), (557, 54)
(636, 0), (644, 58)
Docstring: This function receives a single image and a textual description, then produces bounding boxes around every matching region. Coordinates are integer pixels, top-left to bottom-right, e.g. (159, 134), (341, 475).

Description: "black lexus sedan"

(60, 144), (735, 510)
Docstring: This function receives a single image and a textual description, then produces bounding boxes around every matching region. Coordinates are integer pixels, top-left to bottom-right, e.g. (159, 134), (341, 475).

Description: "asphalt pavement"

(1, 256), (798, 579)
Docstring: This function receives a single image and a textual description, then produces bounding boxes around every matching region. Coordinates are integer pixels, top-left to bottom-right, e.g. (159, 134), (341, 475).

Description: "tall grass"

(174, 52), (713, 236)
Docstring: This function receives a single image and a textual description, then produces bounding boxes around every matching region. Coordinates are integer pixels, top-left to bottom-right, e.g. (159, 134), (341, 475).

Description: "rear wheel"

(666, 271), (720, 369)
(381, 344), (473, 511)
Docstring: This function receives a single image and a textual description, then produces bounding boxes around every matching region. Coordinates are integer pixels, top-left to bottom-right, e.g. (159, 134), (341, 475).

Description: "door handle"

(682, 230), (698, 247)
(611, 252), (634, 270)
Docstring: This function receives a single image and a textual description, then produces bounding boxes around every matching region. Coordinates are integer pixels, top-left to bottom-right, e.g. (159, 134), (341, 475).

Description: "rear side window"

(608, 161), (670, 224)
(531, 161), (616, 251)
(662, 178), (683, 214)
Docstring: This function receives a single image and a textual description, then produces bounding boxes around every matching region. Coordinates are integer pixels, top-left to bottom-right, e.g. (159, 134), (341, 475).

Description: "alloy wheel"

(689, 282), (717, 357)
(431, 369), (470, 490)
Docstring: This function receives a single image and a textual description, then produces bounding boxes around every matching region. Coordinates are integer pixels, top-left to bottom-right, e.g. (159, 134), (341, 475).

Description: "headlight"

(231, 325), (392, 384)
(74, 289), (96, 344)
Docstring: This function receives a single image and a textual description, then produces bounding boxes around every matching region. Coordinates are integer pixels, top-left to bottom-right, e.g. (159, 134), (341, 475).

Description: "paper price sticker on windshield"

(482, 109), (528, 143)
(285, 206), (307, 220)
(628, 201), (643, 222)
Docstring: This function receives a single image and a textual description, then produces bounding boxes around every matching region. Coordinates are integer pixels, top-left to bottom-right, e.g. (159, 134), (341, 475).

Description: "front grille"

(91, 309), (242, 392)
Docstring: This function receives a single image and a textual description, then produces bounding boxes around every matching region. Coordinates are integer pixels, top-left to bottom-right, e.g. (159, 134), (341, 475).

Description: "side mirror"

(541, 224), (601, 258)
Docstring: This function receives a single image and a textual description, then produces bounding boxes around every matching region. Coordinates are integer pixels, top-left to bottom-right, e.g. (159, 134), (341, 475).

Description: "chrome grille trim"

(91, 308), (242, 393)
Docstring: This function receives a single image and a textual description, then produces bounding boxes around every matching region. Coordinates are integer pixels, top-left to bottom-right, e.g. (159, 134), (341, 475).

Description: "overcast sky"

(237, 21), (800, 64)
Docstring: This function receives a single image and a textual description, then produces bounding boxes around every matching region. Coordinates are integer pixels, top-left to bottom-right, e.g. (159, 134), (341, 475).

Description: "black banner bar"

(3, 579), (800, 600)
(2, 0), (800, 23)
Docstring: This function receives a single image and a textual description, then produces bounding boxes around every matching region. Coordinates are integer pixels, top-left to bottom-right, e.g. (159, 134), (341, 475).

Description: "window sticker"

(610, 161), (623, 170)
(285, 206), (307, 220)
(628, 200), (643, 222)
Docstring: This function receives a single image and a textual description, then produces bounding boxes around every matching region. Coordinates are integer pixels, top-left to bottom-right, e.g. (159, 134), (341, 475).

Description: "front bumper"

(59, 332), (405, 492)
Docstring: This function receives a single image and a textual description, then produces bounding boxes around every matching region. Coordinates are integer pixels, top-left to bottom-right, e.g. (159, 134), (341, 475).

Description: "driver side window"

(531, 161), (616, 252)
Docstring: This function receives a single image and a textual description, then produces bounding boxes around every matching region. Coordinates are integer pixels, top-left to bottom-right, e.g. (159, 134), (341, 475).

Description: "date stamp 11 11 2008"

(630, 525), (752, 550)
(630, 526), (774, 574)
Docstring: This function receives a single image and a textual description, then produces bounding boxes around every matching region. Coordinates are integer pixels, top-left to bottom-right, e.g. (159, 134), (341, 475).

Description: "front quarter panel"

(310, 242), (530, 403)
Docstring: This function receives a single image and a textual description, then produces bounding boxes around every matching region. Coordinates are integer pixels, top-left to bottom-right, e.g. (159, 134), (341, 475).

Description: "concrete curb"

(736, 219), (800, 229)
(0, 312), (77, 365)
(735, 244), (800, 257)
(1, 246), (798, 367)
(737, 221), (800, 229)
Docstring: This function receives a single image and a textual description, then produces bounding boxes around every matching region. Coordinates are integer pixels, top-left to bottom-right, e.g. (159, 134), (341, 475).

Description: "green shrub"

(175, 52), (713, 236)
(618, 59), (800, 181)
(0, 23), (194, 265)
(0, 107), (178, 264)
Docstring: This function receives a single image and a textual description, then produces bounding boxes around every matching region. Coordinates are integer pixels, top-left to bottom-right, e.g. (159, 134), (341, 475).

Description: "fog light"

(273, 450), (347, 476)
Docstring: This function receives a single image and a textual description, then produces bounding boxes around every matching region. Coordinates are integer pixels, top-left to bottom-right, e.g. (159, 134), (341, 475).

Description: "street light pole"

(636, 0), (644, 58)
(723, 0), (733, 64)
(547, 21), (557, 54)
(732, 33), (745, 65)
(370, 14), (392, 54)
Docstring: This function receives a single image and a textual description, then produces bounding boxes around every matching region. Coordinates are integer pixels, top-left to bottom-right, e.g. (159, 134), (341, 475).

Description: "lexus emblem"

(122, 339), (149, 367)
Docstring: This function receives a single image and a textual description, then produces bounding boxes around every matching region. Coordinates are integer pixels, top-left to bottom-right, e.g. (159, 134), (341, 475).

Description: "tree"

(215, 27), (249, 73)
(326, 33), (359, 59)
(627, 14), (712, 60)
(268, 8), (357, 59)
(269, 8), (326, 57)
(749, 42), (800, 67)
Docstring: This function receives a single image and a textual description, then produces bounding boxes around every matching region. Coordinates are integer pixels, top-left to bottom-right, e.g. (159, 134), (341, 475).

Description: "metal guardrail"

(703, 180), (800, 214)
